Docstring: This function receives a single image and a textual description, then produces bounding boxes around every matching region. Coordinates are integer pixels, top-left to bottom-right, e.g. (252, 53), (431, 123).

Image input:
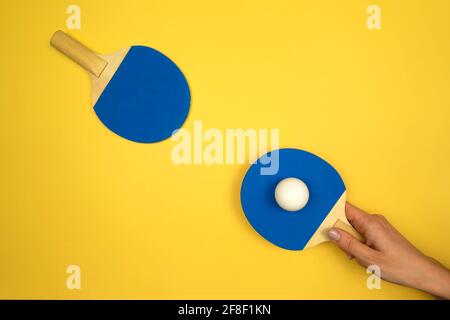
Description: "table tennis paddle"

(50, 30), (191, 143)
(240, 148), (362, 250)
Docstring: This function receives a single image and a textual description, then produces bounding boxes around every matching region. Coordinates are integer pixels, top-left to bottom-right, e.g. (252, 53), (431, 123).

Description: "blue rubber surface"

(240, 149), (346, 250)
(94, 46), (191, 143)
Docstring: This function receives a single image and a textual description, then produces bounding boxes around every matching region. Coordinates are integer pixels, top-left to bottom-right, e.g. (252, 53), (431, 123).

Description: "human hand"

(328, 203), (450, 299)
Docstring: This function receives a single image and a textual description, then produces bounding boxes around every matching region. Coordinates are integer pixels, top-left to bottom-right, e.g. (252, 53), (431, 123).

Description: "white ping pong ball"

(274, 178), (309, 212)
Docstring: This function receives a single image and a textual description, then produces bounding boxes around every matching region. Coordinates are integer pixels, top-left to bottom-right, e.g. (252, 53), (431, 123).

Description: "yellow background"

(1, 0), (449, 299)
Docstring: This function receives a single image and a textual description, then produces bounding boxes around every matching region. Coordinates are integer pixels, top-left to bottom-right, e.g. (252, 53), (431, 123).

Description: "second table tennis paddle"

(240, 148), (362, 250)
(51, 30), (191, 143)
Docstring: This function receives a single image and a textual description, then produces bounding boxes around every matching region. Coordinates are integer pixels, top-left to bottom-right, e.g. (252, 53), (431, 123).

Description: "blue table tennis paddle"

(240, 148), (362, 251)
(51, 31), (190, 143)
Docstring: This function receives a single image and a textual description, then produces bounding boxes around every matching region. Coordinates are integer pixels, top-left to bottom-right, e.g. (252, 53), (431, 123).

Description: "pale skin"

(328, 203), (450, 299)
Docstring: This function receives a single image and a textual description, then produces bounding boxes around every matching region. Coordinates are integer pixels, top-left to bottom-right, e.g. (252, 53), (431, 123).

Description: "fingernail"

(328, 229), (341, 241)
(346, 253), (354, 260)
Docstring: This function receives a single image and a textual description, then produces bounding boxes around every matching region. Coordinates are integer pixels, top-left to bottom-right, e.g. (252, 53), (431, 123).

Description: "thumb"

(328, 228), (377, 267)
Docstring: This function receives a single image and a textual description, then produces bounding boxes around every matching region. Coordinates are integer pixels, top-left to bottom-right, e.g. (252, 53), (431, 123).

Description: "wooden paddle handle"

(334, 219), (364, 241)
(50, 30), (108, 78)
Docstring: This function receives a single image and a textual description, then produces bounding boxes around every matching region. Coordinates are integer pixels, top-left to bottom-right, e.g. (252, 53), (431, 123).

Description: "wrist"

(414, 257), (450, 299)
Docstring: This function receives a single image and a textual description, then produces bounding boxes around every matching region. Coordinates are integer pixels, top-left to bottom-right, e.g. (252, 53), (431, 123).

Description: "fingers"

(328, 228), (378, 266)
(345, 202), (372, 235)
